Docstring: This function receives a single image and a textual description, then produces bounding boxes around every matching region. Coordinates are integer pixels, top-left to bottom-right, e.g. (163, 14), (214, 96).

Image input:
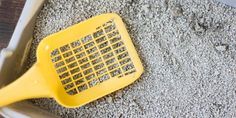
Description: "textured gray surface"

(26, 0), (236, 117)
(217, 0), (236, 7)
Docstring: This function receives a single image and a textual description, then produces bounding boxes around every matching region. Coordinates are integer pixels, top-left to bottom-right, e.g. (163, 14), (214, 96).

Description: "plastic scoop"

(0, 13), (144, 108)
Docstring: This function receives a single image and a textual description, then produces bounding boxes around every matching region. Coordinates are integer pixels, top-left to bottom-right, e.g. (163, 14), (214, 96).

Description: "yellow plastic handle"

(0, 64), (50, 107)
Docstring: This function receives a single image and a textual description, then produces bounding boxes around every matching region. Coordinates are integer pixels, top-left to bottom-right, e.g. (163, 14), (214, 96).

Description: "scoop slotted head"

(0, 13), (144, 108)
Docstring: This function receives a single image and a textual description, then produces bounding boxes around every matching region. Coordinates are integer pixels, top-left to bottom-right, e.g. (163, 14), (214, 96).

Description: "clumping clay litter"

(25, 0), (236, 117)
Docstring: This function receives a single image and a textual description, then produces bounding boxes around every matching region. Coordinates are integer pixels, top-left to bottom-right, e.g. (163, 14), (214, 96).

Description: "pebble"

(171, 5), (183, 17)
(106, 96), (113, 104)
(116, 90), (123, 98)
(215, 44), (228, 51)
(194, 22), (206, 33)
(141, 5), (150, 13)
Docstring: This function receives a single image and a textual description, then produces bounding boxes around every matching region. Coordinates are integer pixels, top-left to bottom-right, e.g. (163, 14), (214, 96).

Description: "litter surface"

(25, 0), (236, 117)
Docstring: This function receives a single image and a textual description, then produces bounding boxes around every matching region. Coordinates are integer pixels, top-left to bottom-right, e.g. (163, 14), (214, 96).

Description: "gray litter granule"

(26, 0), (236, 117)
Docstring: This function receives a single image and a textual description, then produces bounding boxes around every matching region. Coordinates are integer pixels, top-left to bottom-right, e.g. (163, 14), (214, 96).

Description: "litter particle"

(141, 5), (150, 13)
(106, 96), (113, 104)
(116, 90), (123, 98)
(133, 99), (144, 112)
(171, 5), (183, 17)
(214, 70), (221, 77)
(164, 0), (169, 10)
(215, 44), (228, 51)
(118, 114), (123, 118)
(193, 22), (207, 34)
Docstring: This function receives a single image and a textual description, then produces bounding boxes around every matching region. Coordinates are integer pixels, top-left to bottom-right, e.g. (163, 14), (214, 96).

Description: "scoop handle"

(0, 64), (51, 107)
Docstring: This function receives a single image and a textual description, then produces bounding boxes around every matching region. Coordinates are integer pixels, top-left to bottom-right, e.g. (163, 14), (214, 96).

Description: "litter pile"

(26, 0), (236, 117)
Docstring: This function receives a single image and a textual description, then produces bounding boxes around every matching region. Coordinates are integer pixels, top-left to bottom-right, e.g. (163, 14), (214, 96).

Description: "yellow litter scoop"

(0, 13), (144, 108)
